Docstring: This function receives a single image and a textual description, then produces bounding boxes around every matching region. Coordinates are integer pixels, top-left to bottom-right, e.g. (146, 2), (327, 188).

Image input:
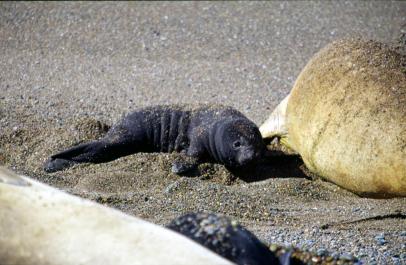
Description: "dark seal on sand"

(44, 105), (267, 174)
(167, 212), (292, 265)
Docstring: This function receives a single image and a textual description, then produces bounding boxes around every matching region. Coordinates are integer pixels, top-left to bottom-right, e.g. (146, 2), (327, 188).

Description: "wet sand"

(1, 2), (405, 264)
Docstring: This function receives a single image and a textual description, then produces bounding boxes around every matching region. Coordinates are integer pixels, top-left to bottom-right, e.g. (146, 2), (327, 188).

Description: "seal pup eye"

(233, 140), (241, 149)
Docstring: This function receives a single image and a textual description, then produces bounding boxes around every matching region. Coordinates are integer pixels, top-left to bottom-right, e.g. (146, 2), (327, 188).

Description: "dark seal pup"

(44, 105), (267, 174)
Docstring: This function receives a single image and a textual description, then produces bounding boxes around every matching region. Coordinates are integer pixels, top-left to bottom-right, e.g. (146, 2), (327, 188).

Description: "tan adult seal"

(260, 38), (406, 198)
(0, 167), (233, 265)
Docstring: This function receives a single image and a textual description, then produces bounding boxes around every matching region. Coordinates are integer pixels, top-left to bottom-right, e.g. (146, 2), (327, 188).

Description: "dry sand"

(1, 2), (405, 264)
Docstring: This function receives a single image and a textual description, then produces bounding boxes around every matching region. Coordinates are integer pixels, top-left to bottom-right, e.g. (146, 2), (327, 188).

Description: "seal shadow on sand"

(229, 137), (311, 183)
(179, 148), (310, 183)
(231, 153), (310, 183)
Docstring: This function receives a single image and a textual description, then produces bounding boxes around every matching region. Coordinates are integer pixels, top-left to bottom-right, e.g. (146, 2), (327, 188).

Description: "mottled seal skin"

(44, 105), (267, 174)
(167, 213), (290, 265)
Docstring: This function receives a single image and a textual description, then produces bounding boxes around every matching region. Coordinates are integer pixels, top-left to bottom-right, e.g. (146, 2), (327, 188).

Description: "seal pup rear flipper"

(50, 142), (94, 159)
(44, 140), (132, 172)
(44, 141), (97, 172)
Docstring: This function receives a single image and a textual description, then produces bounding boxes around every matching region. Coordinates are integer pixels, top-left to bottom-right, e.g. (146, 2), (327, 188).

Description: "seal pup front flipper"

(171, 154), (199, 175)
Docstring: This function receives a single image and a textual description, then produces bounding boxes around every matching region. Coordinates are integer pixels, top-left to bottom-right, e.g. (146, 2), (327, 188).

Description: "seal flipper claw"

(44, 158), (76, 173)
(171, 160), (198, 175)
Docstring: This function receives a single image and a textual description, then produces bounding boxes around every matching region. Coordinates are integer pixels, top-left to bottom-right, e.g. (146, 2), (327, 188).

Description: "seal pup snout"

(236, 148), (259, 166)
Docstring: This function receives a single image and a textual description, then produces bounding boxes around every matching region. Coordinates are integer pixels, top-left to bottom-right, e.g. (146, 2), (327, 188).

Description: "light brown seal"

(0, 167), (233, 265)
(260, 38), (406, 198)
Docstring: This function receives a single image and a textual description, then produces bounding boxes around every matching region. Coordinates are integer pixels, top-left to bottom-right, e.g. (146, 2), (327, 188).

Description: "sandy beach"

(1, 2), (405, 264)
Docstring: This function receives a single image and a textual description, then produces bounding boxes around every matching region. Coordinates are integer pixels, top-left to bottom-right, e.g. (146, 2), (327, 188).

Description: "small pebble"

(317, 248), (327, 256)
(311, 256), (321, 263)
(340, 253), (353, 260)
(375, 233), (387, 245)
(164, 181), (180, 194)
(391, 257), (401, 265)
(375, 233), (385, 240)
(305, 239), (315, 246)
(331, 252), (340, 260)
(376, 238), (387, 246)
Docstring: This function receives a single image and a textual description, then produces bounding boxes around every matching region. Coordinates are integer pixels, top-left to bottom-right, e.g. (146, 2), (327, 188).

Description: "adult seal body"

(44, 105), (267, 174)
(260, 38), (406, 198)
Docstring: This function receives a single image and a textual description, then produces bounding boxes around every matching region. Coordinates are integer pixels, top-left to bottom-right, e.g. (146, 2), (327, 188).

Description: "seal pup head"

(213, 118), (266, 169)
